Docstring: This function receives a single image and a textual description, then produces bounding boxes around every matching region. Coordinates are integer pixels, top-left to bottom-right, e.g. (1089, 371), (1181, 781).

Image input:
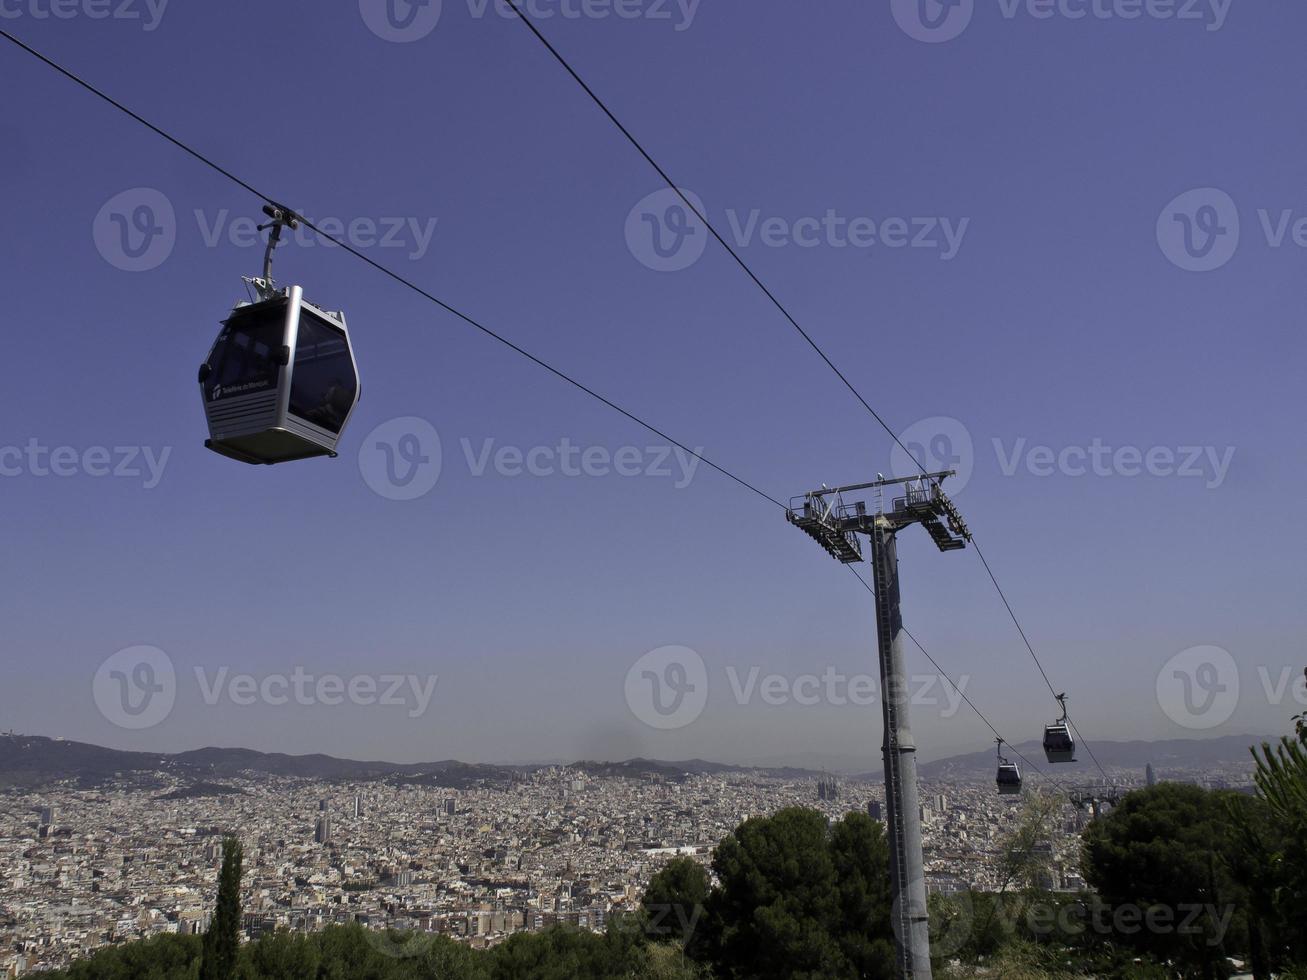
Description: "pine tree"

(200, 836), (243, 980)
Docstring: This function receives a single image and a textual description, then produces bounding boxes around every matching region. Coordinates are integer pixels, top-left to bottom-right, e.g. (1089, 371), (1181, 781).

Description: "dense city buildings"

(0, 755), (1256, 976)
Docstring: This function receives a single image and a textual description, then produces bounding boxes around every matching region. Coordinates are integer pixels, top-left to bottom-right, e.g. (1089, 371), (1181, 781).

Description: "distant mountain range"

(0, 732), (1269, 792)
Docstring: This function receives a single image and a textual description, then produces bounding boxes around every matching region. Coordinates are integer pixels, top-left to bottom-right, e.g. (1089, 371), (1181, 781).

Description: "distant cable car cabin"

(1043, 693), (1077, 764)
(198, 206), (360, 464)
(995, 738), (1021, 795)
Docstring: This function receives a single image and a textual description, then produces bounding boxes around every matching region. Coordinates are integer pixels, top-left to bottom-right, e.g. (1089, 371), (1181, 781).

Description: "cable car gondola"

(1043, 693), (1077, 764)
(995, 738), (1022, 795)
(199, 206), (360, 465)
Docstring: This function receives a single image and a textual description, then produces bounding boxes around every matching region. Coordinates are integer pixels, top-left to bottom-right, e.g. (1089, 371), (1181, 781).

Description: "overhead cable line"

(0, 27), (783, 513)
(2, 26), (1087, 792)
(500, 6), (1108, 780)
(972, 537), (1109, 781)
(500, 0), (929, 474)
(847, 565), (1067, 794)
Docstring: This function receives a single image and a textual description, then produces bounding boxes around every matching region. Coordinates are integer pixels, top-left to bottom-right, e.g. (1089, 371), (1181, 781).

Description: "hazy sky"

(1, 0), (1303, 774)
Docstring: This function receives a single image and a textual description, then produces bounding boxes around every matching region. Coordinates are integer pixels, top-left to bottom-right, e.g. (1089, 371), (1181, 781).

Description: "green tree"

(827, 811), (895, 978)
(706, 807), (846, 978)
(200, 837), (243, 980)
(1081, 784), (1246, 979)
(703, 807), (895, 980)
(48, 933), (202, 980)
(1246, 714), (1307, 967)
(234, 931), (320, 980)
(641, 856), (711, 957)
(488, 923), (645, 980)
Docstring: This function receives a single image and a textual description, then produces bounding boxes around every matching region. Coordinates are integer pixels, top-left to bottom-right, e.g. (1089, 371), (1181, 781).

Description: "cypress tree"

(200, 836), (243, 980)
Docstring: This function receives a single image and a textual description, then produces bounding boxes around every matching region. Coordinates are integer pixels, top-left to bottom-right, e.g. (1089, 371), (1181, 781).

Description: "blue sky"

(0, 0), (1302, 772)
